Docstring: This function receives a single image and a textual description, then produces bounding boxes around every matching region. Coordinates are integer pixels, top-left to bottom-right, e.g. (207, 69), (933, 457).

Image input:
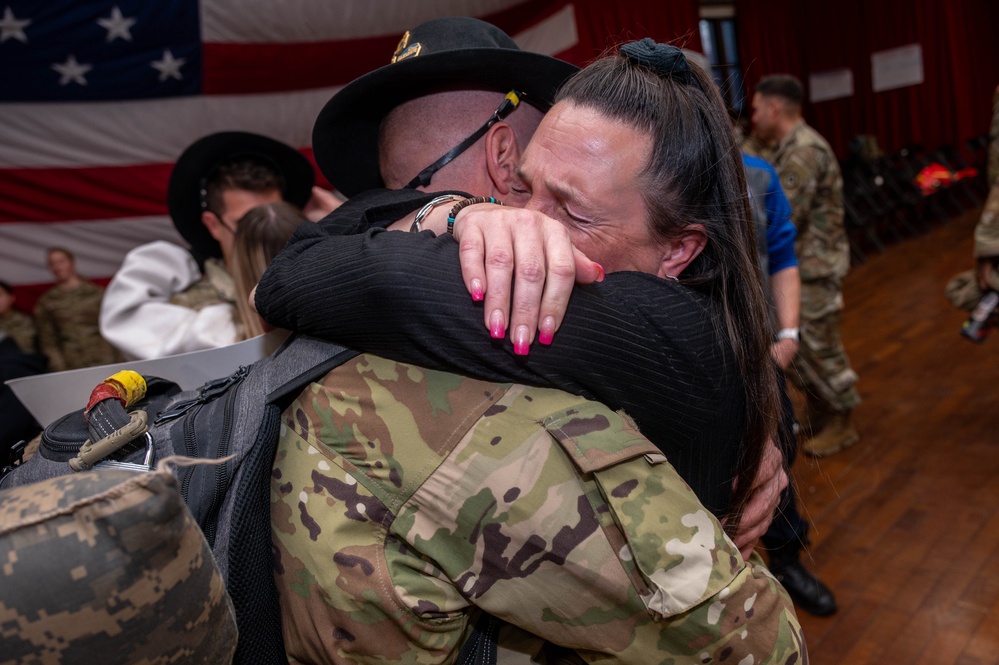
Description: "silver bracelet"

(776, 327), (800, 342)
(410, 194), (465, 232)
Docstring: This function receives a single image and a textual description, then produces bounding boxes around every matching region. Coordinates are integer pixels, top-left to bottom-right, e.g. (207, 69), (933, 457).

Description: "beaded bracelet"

(447, 196), (504, 234)
(410, 194), (465, 233)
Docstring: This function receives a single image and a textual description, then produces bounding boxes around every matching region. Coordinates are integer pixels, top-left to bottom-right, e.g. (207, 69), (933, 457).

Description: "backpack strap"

(225, 334), (359, 664)
(455, 610), (501, 665)
(264, 334), (360, 407)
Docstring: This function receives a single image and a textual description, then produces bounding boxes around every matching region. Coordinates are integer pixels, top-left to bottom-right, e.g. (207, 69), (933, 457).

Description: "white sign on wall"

(871, 43), (924, 93)
(809, 68), (854, 103)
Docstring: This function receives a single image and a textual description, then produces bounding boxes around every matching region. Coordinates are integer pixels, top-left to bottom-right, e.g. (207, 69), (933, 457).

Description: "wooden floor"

(788, 202), (999, 664)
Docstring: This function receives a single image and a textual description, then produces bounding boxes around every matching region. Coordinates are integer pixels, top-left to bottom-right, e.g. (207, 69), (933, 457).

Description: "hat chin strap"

(405, 91), (523, 189)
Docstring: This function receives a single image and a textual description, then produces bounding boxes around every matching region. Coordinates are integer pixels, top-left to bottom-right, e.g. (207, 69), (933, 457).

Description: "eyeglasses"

(405, 90), (524, 190)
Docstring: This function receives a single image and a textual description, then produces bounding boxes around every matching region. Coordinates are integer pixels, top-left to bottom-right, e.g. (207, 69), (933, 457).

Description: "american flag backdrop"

(0, 0), (700, 310)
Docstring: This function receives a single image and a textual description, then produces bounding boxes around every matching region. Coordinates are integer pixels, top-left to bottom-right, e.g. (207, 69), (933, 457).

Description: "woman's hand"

(452, 204), (603, 354)
(728, 438), (788, 559)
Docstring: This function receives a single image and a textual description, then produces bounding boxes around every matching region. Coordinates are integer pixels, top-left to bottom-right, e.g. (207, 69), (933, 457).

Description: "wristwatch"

(777, 327), (800, 342)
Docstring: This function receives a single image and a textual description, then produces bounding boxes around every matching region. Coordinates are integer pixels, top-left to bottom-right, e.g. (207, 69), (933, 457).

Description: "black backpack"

(1, 335), (503, 664)
(2, 335), (358, 663)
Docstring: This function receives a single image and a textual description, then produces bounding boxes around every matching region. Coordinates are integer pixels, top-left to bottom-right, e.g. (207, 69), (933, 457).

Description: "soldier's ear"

(484, 122), (521, 196)
(202, 210), (226, 243)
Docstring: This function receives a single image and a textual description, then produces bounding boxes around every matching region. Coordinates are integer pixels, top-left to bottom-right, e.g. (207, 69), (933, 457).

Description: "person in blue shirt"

(743, 150), (838, 617)
(744, 152), (801, 368)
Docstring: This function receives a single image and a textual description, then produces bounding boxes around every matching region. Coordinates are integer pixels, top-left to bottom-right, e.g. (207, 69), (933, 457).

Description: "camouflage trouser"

(974, 179), (999, 259)
(787, 277), (860, 413)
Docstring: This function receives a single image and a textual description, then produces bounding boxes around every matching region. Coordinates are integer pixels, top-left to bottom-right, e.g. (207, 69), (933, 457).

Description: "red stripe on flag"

(0, 164), (171, 223)
(0, 149), (327, 223)
(202, 34), (399, 95)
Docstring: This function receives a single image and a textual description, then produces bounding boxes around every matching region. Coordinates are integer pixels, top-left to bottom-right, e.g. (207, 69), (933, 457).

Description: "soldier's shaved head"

(377, 88), (544, 192)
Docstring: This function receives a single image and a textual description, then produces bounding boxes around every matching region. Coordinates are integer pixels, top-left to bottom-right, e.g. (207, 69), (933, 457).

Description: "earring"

(665, 274), (679, 283)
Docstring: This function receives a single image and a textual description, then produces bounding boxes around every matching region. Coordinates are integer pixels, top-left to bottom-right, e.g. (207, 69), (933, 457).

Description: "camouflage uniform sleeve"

(975, 179), (999, 259)
(409, 390), (806, 663)
(544, 404), (805, 662)
(34, 296), (66, 372)
(1, 311), (39, 354)
(273, 364), (805, 664)
(778, 144), (823, 232)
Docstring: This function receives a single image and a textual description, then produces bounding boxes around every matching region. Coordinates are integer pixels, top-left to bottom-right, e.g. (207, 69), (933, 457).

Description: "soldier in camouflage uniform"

(942, 86), (999, 309)
(273, 355), (805, 664)
(0, 280), (37, 354)
(973, 87), (999, 292)
(975, 181), (999, 282)
(34, 248), (118, 371)
(752, 74), (861, 458)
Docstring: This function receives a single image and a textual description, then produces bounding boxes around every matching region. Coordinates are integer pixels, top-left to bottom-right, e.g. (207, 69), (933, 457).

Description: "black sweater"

(256, 189), (745, 516)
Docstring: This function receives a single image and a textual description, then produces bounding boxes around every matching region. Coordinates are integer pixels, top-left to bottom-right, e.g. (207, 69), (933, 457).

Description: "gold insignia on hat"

(391, 31), (421, 63)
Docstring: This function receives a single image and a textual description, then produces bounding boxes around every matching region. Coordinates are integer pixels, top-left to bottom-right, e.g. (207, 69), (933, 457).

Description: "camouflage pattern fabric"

(742, 133), (775, 163)
(0, 465), (237, 664)
(34, 281), (118, 371)
(272, 354), (806, 664)
(771, 120), (857, 414)
(974, 178), (999, 259)
(945, 269), (999, 311)
(169, 257), (237, 312)
(771, 120), (849, 284)
(0, 310), (38, 354)
(788, 278), (860, 413)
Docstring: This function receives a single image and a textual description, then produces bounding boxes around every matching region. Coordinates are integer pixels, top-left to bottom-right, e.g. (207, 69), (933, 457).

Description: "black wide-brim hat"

(167, 131), (315, 262)
(313, 16), (579, 198)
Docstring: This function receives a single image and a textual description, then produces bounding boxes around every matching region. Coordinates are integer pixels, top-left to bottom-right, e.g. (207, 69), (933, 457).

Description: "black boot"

(768, 546), (837, 617)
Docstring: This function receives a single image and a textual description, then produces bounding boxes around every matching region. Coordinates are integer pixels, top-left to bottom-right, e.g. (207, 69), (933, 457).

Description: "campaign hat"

(312, 16), (579, 197)
(167, 131), (314, 262)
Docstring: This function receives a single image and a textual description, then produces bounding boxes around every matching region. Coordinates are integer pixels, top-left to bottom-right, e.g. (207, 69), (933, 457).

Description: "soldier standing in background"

(974, 85), (999, 292)
(34, 248), (118, 371)
(750, 74), (860, 458)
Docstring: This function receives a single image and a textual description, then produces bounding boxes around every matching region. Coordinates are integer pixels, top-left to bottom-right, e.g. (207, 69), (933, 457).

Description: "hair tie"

(620, 38), (693, 84)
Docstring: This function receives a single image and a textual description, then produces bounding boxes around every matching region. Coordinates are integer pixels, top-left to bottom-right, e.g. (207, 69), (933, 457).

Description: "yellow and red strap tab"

(85, 370), (147, 419)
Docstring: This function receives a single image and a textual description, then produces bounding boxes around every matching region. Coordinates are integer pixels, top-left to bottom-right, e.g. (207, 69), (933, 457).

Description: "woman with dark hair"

(511, 41), (780, 515)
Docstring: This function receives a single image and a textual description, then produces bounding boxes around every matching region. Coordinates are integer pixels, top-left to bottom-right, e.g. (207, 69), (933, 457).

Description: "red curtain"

(529, 0), (701, 65)
(736, 0), (999, 160)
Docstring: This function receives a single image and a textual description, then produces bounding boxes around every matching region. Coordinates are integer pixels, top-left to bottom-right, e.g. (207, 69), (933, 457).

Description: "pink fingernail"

(538, 316), (555, 345)
(594, 262), (605, 282)
(513, 325), (530, 355)
(470, 279), (484, 301)
(489, 310), (505, 339)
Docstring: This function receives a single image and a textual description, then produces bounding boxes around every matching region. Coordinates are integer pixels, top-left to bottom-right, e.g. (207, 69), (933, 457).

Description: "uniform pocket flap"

(542, 403), (662, 474)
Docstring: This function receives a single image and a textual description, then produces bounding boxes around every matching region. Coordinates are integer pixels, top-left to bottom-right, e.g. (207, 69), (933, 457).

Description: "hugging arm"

(257, 189), (763, 521)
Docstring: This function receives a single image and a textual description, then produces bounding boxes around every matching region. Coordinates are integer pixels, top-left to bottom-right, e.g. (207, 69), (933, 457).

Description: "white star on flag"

(151, 50), (185, 81)
(0, 6), (31, 43)
(52, 54), (92, 86)
(97, 6), (136, 42)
